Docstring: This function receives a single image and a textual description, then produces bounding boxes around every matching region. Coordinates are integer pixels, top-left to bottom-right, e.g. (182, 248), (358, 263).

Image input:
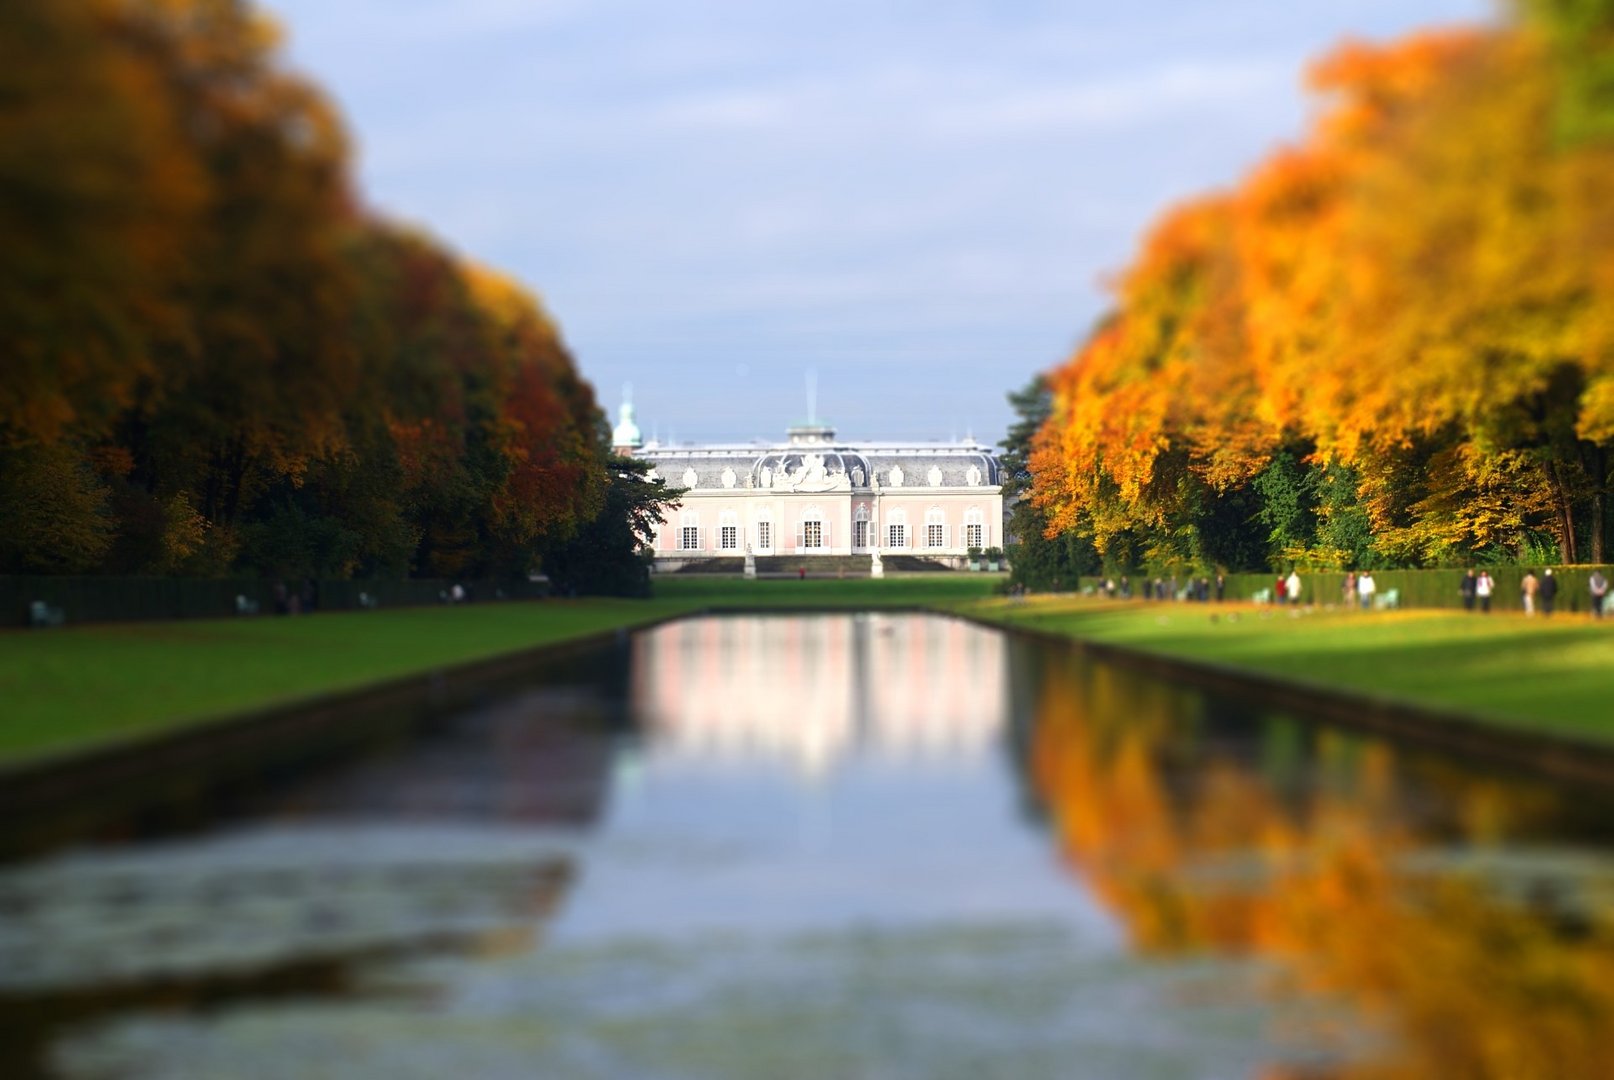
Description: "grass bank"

(0, 574), (1002, 767)
(0, 598), (699, 766)
(11, 571), (1611, 771)
(957, 595), (1614, 745)
(648, 572), (1003, 608)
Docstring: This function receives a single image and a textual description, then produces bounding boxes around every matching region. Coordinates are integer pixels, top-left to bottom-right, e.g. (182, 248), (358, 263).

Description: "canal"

(4, 613), (1614, 1078)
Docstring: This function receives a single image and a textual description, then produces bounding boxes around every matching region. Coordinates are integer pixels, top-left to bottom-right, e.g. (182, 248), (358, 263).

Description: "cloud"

(267, 0), (1495, 440)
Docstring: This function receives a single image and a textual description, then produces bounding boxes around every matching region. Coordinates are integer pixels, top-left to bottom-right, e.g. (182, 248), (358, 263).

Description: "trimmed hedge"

(1, 576), (548, 629)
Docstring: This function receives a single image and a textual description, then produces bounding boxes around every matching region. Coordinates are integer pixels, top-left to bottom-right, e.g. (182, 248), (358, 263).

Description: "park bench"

(1374, 588), (1401, 611)
(1251, 587), (1271, 604)
(235, 594), (260, 615)
(27, 600), (65, 628)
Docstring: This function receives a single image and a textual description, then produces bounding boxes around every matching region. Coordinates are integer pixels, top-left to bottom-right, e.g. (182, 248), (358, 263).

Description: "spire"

(611, 384), (642, 450)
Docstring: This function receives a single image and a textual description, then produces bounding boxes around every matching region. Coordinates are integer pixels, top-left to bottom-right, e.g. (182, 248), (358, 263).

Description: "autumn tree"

(1032, 13), (1614, 571)
(0, 0), (665, 588)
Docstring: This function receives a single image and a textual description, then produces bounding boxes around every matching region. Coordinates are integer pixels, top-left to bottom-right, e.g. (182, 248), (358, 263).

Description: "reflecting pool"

(4, 613), (1614, 1078)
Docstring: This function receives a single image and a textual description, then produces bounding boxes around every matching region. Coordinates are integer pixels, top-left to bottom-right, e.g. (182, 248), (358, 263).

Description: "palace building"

(612, 399), (1004, 567)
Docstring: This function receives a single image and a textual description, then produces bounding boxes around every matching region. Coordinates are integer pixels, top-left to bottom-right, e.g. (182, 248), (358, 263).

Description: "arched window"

(799, 503), (826, 550)
(964, 507), (985, 550)
(679, 511), (702, 551)
(925, 506), (947, 549)
(853, 503), (870, 549)
(887, 507), (908, 550)
(719, 510), (739, 551)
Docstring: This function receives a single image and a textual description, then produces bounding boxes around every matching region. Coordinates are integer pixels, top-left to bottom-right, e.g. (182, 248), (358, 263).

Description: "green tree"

(540, 453), (680, 597)
(1002, 376), (1097, 590)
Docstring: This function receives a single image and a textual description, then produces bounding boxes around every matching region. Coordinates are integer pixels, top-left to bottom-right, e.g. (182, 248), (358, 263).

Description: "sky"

(267, 0), (1495, 446)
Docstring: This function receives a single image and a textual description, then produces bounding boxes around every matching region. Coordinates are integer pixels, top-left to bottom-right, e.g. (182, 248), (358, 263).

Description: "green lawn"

(649, 572), (1004, 608)
(957, 595), (1614, 744)
(0, 574), (1003, 767)
(8, 573), (1614, 769)
(0, 598), (699, 766)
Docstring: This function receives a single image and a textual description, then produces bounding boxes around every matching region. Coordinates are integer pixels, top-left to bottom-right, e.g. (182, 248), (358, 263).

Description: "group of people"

(1098, 573), (1228, 603)
(1341, 571), (1379, 610)
(1081, 565), (1614, 618)
(1462, 567), (1612, 617)
(1471, 565), (1607, 613)
(1456, 568), (1498, 613)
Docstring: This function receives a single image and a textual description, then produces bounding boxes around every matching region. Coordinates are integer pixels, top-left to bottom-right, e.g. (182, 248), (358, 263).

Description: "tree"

(540, 453), (680, 597)
(1002, 375), (1097, 589)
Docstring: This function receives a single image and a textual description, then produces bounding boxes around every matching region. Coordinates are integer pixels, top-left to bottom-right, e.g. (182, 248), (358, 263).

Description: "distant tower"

(612, 385), (643, 453)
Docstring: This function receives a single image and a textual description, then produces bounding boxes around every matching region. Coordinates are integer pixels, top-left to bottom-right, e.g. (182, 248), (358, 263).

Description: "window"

(927, 523), (944, 548)
(800, 505), (824, 550)
(853, 520), (868, 548)
(720, 526), (737, 550)
(680, 526), (700, 550)
(925, 507), (946, 549)
(887, 508), (908, 549)
(757, 521), (772, 550)
(964, 507), (984, 549)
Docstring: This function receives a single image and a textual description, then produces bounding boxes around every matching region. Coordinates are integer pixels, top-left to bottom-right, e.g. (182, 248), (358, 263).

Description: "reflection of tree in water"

(1028, 658), (1614, 1080)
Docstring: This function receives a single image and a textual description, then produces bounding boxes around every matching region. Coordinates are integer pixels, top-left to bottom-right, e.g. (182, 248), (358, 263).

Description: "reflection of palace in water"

(630, 615), (1008, 772)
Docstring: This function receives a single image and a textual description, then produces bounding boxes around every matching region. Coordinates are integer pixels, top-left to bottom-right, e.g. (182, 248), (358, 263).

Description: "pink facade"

(619, 420), (1005, 563)
(653, 490), (1001, 558)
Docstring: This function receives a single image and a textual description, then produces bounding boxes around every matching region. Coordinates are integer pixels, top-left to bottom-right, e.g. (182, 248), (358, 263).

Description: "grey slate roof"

(637, 441), (1000, 491)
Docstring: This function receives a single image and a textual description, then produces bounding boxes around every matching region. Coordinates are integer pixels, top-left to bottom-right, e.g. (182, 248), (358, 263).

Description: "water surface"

(4, 613), (1614, 1079)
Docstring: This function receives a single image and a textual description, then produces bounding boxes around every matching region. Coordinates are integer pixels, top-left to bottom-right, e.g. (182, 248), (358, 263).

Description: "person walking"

(1540, 567), (1558, 616)
(1476, 570), (1494, 613)
(1358, 571), (1377, 611)
(1460, 568), (1478, 612)
(1285, 569), (1302, 607)
(1343, 571), (1357, 608)
(1591, 569), (1609, 619)
(1215, 573), (1226, 602)
(1522, 569), (1539, 616)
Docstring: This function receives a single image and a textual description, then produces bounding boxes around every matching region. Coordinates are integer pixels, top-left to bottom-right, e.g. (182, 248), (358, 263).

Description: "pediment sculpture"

(785, 453), (850, 492)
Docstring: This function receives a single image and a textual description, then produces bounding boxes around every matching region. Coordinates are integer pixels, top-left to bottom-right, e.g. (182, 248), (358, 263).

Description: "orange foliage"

(1033, 21), (1614, 565)
(1028, 658), (1614, 1078)
(0, 1), (613, 577)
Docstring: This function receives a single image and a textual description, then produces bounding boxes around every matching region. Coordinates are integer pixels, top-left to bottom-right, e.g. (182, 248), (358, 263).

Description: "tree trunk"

(1550, 460), (1578, 564)
(1592, 444), (1608, 565)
